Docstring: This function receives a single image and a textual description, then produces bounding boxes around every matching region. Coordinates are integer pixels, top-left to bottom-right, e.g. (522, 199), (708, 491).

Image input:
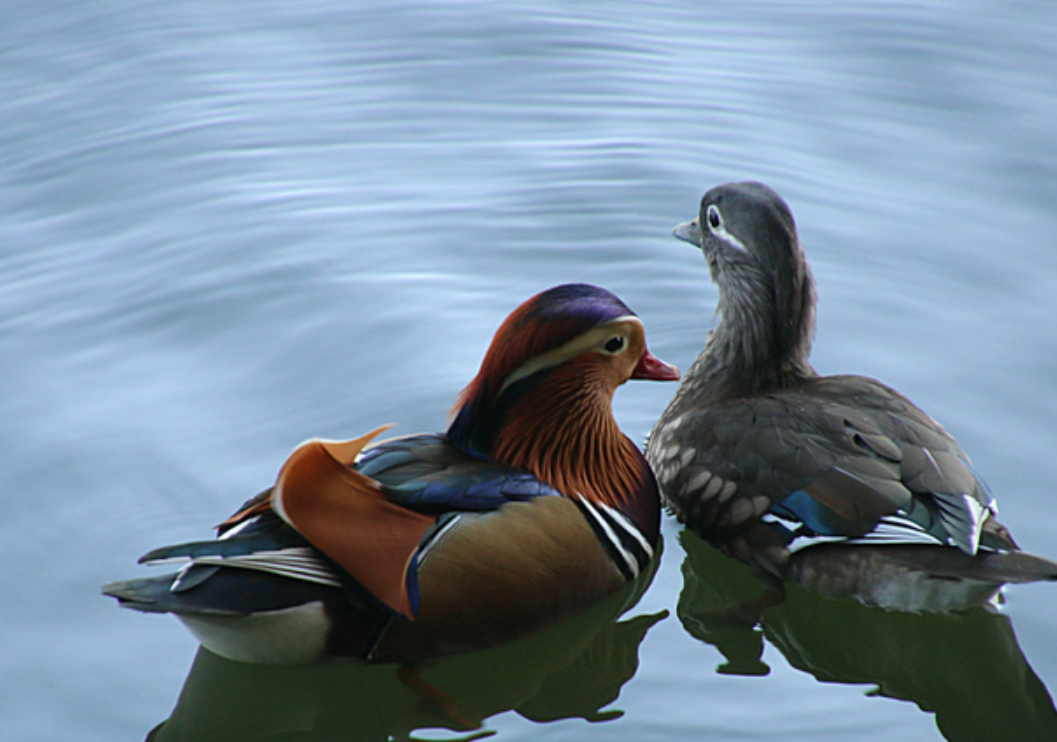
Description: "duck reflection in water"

(146, 566), (666, 742)
(677, 531), (1057, 742)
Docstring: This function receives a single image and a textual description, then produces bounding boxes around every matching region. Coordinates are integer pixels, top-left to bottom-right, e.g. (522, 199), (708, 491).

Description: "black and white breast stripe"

(575, 497), (654, 581)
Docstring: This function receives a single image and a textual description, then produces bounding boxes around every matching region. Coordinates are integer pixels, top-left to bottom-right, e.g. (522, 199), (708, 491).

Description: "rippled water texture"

(3, 2), (1056, 741)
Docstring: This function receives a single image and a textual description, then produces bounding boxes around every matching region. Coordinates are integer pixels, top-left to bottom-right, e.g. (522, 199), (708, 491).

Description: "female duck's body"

(647, 182), (1057, 610)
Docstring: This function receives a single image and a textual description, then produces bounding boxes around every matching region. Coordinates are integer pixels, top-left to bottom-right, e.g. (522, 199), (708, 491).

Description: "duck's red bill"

(632, 350), (680, 381)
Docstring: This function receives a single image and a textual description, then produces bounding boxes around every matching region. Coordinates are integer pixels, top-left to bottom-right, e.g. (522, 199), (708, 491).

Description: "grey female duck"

(647, 181), (1057, 611)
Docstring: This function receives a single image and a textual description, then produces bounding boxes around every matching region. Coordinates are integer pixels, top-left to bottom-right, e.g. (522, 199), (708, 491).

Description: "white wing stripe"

(764, 512), (947, 552)
(181, 547), (343, 587)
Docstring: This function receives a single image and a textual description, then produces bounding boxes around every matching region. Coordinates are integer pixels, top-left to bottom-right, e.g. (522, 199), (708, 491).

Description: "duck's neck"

(450, 360), (659, 537)
(688, 258), (818, 400)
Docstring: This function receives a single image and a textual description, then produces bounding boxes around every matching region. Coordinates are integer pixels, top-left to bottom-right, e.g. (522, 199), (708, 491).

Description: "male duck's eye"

(603, 335), (626, 354)
(707, 205), (722, 231)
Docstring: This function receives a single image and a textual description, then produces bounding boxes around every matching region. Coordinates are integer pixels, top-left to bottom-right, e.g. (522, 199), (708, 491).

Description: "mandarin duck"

(104, 284), (679, 664)
(647, 181), (1057, 610)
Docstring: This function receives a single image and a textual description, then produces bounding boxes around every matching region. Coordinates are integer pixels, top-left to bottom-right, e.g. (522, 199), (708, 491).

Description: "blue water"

(3, 2), (1057, 740)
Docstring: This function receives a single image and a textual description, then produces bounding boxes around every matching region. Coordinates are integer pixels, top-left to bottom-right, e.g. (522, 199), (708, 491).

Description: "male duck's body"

(104, 284), (679, 664)
(648, 182), (1057, 610)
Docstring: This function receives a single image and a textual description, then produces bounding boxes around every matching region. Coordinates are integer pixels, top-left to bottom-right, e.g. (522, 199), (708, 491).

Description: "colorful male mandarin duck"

(104, 284), (679, 664)
(647, 182), (1057, 610)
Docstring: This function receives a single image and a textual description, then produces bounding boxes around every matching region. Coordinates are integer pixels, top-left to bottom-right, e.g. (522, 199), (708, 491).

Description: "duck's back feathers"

(356, 433), (564, 510)
(651, 374), (1010, 575)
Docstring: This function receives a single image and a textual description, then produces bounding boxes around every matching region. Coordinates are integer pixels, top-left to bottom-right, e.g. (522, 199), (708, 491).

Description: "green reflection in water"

(147, 543), (667, 741)
(677, 530), (1057, 742)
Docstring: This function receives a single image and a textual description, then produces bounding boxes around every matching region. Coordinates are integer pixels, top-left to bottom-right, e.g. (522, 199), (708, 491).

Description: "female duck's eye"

(707, 205), (722, 230)
(603, 335), (626, 354)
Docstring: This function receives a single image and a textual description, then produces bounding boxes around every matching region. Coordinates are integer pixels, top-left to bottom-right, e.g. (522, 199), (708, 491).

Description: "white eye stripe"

(497, 316), (641, 396)
(706, 205), (749, 253)
(715, 228), (749, 253)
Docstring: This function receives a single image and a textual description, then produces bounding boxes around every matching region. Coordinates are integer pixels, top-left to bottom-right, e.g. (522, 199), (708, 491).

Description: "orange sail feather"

(272, 427), (435, 618)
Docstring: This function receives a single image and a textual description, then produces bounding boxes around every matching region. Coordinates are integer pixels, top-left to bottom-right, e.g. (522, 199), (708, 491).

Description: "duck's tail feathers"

(887, 546), (1057, 585)
(102, 574), (212, 614)
(968, 550), (1057, 585)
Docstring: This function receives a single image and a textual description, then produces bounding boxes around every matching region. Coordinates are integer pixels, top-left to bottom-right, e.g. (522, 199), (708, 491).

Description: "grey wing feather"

(649, 374), (997, 560)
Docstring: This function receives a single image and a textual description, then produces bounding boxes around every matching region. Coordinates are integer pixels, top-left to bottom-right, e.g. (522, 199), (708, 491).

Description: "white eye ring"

(707, 205), (722, 230)
(602, 335), (626, 354)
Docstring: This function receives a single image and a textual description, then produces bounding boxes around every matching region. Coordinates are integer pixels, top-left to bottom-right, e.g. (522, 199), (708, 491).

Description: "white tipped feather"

(174, 547), (342, 588)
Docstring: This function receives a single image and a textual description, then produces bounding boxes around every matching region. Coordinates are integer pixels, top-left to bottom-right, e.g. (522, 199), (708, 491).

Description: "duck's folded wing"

(109, 512), (348, 618)
(810, 377), (1001, 553)
(653, 380), (1001, 560)
(355, 432), (564, 510)
(652, 394), (904, 532)
(141, 514), (334, 587)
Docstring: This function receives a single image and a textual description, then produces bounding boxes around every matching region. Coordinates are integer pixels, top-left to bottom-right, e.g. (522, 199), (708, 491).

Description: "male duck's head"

(448, 283), (678, 462)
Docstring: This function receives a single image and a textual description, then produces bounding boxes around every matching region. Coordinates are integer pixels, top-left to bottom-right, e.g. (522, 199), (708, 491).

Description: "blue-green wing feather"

(357, 433), (563, 512)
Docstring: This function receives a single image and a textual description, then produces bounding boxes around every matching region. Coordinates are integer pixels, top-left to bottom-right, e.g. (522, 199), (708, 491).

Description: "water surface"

(3, 2), (1057, 741)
